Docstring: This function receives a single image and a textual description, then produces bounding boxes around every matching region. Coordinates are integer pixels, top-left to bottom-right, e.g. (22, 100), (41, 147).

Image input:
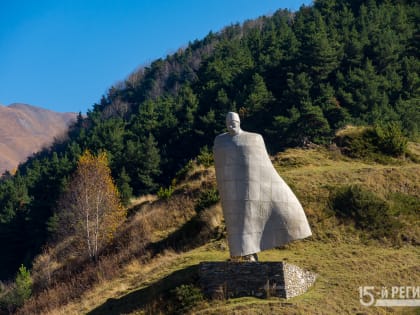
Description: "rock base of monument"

(199, 261), (316, 299)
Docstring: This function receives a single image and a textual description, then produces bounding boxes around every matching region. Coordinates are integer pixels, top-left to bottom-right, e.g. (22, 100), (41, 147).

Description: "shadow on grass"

(87, 208), (218, 314)
(87, 264), (199, 315)
(147, 215), (212, 255)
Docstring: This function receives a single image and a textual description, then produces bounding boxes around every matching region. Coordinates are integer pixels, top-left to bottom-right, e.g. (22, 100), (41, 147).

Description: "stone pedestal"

(199, 261), (316, 299)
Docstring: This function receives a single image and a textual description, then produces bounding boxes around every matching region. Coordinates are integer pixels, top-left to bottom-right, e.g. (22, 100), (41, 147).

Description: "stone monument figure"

(213, 112), (312, 261)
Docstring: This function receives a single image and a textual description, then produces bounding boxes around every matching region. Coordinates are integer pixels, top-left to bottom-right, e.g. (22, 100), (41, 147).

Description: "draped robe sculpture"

(213, 112), (312, 260)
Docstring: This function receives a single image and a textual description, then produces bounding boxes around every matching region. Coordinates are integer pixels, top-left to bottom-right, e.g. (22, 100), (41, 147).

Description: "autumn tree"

(56, 150), (126, 261)
(0, 0), (419, 280)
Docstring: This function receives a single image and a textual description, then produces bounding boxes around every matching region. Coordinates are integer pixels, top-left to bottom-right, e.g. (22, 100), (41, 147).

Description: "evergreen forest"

(0, 0), (419, 280)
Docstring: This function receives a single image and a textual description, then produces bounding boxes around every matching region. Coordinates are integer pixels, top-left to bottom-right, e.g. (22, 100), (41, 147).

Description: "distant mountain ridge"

(0, 103), (77, 174)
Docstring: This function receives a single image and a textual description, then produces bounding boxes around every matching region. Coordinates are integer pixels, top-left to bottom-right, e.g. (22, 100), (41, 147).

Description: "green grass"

(22, 143), (420, 315)
(85, 240), (419, 315)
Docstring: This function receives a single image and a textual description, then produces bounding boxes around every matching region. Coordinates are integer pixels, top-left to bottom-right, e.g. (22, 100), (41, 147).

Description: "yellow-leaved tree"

(56, 150), (126, 261)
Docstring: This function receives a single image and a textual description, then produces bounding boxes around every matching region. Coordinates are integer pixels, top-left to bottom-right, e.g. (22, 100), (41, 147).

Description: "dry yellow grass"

(129, 194), (158, 207)
(193, 242), (420, 315)
(20, 144), (420, 315)
(60, 240), (418, 315)
(408, 142), (420, 158)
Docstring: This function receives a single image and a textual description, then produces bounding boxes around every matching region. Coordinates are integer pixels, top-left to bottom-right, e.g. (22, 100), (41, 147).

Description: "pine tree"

(14, 264), (32, 307)
(126, 134), (161, 194)
(116, 166), (133, 206)
(294, 101), (332, 144)
(244, 73), (275, 114)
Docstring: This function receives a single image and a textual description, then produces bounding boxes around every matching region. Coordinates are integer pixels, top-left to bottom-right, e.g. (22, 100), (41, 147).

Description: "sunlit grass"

(29, 143), (420, 315)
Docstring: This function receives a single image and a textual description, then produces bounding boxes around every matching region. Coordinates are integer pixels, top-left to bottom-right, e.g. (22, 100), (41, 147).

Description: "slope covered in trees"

(0, 0), (419, 280)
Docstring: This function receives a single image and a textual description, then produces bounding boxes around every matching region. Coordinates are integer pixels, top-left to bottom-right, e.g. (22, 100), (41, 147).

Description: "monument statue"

(213, 112), (312, 261)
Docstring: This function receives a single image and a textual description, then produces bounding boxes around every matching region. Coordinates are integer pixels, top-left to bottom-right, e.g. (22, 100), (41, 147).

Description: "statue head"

(226, 112), (242, 136)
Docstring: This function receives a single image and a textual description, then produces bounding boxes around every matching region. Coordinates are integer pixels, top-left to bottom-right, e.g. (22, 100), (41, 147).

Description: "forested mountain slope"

(0, 0), (418, 288)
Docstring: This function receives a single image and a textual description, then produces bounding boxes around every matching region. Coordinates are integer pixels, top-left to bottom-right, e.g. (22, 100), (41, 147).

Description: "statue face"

(226, 118), (241, 136)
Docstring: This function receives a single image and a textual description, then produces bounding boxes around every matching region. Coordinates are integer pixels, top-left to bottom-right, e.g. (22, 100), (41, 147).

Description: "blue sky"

(0, 0), (312, 113)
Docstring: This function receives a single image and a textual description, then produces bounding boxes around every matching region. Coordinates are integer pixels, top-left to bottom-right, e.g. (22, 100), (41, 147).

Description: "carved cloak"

(213, 131), (312, 256)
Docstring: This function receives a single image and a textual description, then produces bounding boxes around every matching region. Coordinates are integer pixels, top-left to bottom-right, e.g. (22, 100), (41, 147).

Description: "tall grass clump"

(334, 123), (408, 161)
(171, 284), (205, 315)
(194, 187), (220, 213)
(330, 185), (402, 240)
(374, 122), (408, 156)
(157, 185), (175, 200)
(196, 146), (214, 167)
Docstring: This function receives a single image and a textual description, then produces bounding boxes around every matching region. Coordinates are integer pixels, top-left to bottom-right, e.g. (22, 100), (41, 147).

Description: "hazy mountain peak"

(0, 103), (77, 174)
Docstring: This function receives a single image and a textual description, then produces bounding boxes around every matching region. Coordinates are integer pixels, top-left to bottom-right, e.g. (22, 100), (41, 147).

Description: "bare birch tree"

(56, 150), (126, 261)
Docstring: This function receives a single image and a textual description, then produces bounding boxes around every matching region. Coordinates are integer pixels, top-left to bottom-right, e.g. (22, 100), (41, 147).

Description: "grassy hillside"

(1, 0), (419, 286)
(14, 136), (419, 315)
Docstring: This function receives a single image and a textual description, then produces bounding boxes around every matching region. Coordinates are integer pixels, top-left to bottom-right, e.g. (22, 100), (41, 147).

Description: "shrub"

(171, 284), (204, 315)
(334, 124), (408, 160)
(196, 146), (214, 167)
(194, 188), (220, 213)
(330, 185), (401, 239)
(157, 185), (174, 200)
(0, 264), (32, 312)
(388, 192), (420, 216)
(175, 160), (194, 180)
(334, 126), (377, 159)
(374, 122), (408, 156)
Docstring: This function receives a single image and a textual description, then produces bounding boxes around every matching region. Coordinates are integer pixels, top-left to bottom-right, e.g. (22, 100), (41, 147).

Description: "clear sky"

(0, 0), (312, 113)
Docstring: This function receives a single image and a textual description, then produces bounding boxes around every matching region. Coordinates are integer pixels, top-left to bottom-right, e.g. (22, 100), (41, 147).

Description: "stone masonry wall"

(199, 261), (316, 299)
